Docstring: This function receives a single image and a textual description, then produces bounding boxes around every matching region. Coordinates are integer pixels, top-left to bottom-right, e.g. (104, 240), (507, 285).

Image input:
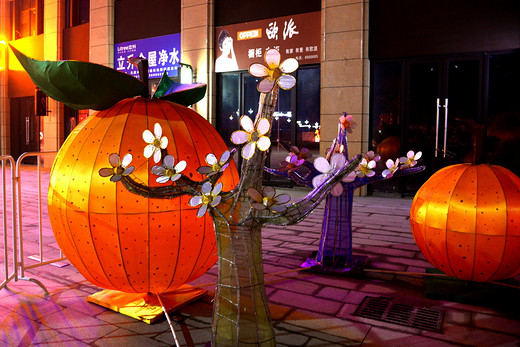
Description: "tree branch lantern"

(267, 114), (425, 275)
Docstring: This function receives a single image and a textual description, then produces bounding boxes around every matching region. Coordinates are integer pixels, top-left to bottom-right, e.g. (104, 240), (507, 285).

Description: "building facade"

(1, 0), (518, 194)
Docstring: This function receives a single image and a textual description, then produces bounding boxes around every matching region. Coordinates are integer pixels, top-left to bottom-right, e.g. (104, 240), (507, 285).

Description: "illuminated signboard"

(214, 11), (320, 72)
(114, 33), (181, 79)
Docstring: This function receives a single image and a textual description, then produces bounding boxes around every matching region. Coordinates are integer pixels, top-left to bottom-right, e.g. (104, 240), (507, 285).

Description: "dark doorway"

(370, 51), (520, 195)
(10, 96), (40, 163)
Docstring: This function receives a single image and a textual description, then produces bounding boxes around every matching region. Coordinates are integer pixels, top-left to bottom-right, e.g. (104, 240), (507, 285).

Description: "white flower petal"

(331, 183), (344, 196)
(265, 49), (281, 69)
(275, 194), (291, 204)
(197, 204), (208, 217)
(142, 129), (155, 143)
(256, 118), (271, 136)
(231, 130), (249, 145)
(263, 186), (276, 198)
(160, 136), (168, 149)
(252, 202), (267, 210)
(256, 136), (271, 151)
(121, 153), (133, 168)
(123, 166), (134, 175)
(386, 159), (395, 169)
(249, 63), (269, 78)
(144, 144), (156, 159)
(277, 74), (296, 90)
(258, 78), (275, 93)
(164, 155), (175, 168)
(201, 182), (212, 195)
(99, 168), (114, 177)
(248, 188), (263, 203)
(314, 157), (331, 174)
(312, 173), (328, 188)
(170, 173), (182, 182)
(368, 160), (376, 169)
(189, 195), (203, 207)
(415, 151), (422, 160)
(156, 176), (170, 184)
(174, 160), (187, 173)
(109, 153), (120, 167)
(154, 123), (163, 137)
(153, 150), (161, 163)
(240, 116), (254, 132)
(219, 151), (231, 164)
(407, 150), (415, 159)
(212, 182), (223, 196)
(279, 58), (299, 74)
(197, 166), (212, 174)
(330, 153), (346, 169)
(342, 171), (356, 183)
(210, 195), (221, 207)
(151, 165), (165, 175)
(205, 153), (218, 166)
(271, 204), (287, 212)
(242, 141), (256, 159)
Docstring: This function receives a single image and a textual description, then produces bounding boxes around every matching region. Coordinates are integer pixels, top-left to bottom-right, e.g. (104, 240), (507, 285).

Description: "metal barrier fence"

(0, 151), (62, 295)
(1, 155), (17, 291)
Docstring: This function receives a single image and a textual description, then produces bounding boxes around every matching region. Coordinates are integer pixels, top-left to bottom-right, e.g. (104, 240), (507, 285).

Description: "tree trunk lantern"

(48, 97), (240, 293)
(410, 164), (520, 282)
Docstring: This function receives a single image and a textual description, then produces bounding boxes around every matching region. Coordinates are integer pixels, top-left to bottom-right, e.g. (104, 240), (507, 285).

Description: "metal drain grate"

(354, 296), (444, 332)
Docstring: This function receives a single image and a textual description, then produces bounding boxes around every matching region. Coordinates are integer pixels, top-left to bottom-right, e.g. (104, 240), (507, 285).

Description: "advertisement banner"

(215, 11), (320, 72)
(114, 33), (181, 79)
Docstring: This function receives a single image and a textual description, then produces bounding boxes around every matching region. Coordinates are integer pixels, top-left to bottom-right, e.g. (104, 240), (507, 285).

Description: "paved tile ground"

(1, 162), (520, 346)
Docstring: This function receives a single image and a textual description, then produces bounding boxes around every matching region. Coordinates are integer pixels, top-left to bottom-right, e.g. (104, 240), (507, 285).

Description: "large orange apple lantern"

(10, 45), (239, 294)
(410, 164), (520, 282)
(48, 97), (239, 293)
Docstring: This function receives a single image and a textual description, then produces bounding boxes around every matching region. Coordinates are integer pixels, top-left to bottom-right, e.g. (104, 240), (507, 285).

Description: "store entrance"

(217, 65), (321, 186)
(370, 51), (520, 196)
(10, 96), (40, 163)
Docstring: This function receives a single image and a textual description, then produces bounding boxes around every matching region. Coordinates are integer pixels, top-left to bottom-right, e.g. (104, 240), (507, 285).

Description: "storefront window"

(216, 65), (320, 185)
(13, 0), (43, 39)
(65, 0), (89, 28)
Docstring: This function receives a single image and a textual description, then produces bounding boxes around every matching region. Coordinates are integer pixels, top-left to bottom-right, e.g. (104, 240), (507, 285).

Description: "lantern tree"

(13, 46), (362, 346)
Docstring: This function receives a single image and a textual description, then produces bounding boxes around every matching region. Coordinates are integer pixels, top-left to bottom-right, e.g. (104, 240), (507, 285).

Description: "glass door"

(370, 55), (484, 195)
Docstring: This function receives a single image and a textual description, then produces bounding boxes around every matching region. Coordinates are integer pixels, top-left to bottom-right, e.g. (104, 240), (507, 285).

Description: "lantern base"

(87, 284), (207, 324)
(424, 268), (520, 311)
(301, 252), (368, 278)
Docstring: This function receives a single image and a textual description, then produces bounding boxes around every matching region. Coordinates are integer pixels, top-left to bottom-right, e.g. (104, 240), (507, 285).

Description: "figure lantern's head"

(410, 164), (520, 282)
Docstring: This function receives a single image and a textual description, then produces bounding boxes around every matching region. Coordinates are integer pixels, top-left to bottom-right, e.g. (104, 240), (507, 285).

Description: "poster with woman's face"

(215, 11), (320, 73)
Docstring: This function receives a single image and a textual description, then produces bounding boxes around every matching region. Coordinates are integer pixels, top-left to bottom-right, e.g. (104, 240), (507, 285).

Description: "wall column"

(90, 0), (114, 67)
(320, 0), (370, 159)
(181, 0), (214, 121)
(42, 0), (65, 152)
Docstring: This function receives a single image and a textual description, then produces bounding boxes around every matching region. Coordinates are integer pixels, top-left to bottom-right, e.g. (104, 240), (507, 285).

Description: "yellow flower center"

(250, 131), (259, 142)
(269, 67), (282, 81)
(202, 195), (212, 205)
(263, 196), (274, 207)
(115, 167), (124, 175)
(153, 138), (162, 147)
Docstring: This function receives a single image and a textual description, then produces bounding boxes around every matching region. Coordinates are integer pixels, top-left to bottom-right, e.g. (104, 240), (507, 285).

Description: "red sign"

(215, 11), (321, 72)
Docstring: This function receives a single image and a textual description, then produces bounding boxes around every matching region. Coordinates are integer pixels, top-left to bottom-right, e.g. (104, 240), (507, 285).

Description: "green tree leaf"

(153, 71), (207, 106)
(10, 45), (148, 110)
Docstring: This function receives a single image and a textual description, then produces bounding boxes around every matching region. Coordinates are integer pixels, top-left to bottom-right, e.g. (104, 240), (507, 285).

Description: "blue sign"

(114, 33), (181, 79)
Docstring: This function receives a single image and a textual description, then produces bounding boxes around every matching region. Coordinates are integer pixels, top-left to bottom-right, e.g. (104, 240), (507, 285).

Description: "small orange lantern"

(48, 97), (239, 294)
(410, 164), (520, 282)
